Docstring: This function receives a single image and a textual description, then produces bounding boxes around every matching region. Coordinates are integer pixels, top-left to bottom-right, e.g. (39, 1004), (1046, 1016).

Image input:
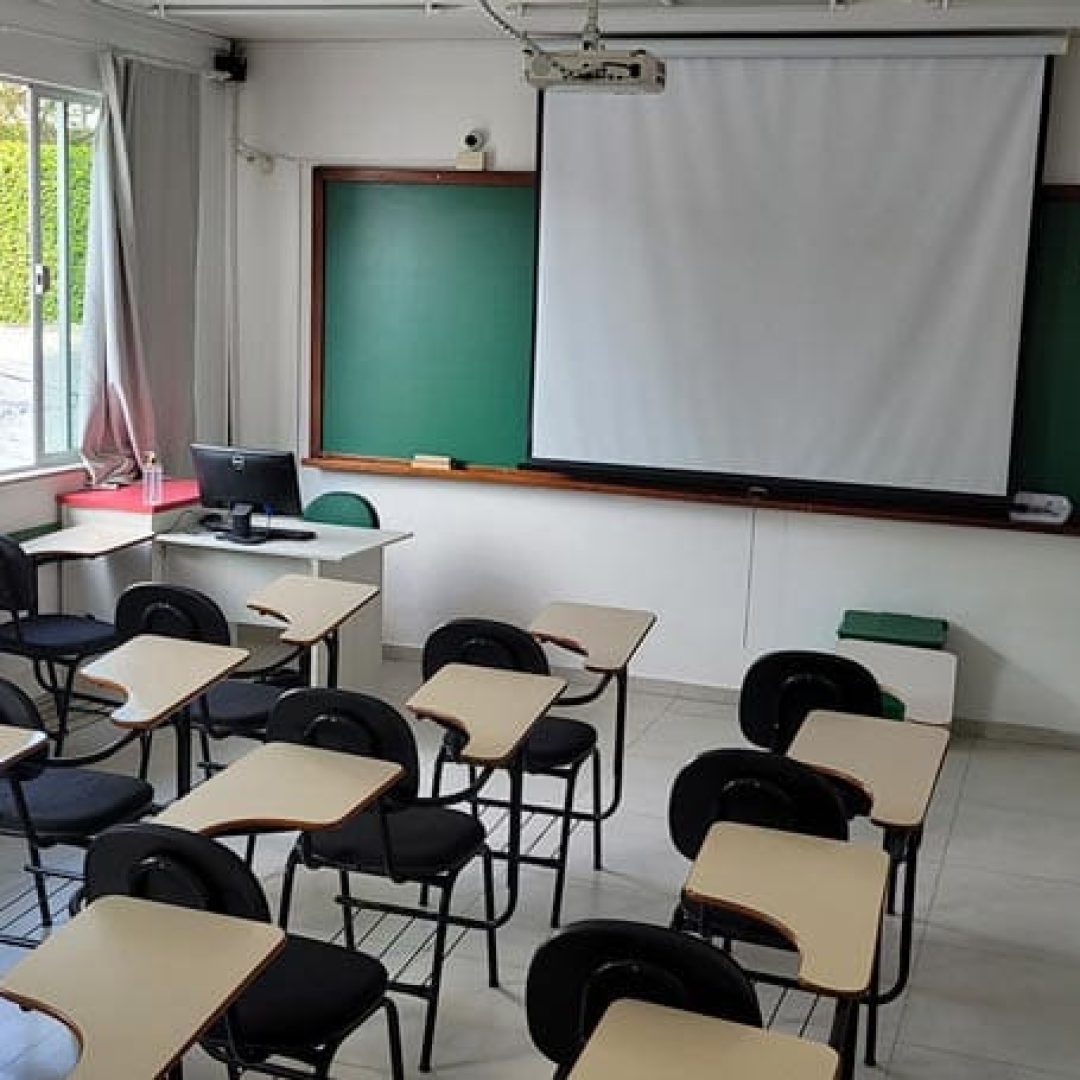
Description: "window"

(0, 78), (99, 475)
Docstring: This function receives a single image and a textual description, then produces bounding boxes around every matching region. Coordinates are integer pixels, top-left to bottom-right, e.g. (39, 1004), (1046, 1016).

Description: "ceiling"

(98, 0), (1080, 42)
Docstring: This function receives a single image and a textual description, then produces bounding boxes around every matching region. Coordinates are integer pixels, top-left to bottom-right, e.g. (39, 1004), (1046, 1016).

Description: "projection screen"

(530, 45), (1049, 497)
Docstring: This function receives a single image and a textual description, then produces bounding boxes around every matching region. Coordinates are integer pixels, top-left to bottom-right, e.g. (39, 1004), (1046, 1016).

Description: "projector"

(524, 48), (665, 93)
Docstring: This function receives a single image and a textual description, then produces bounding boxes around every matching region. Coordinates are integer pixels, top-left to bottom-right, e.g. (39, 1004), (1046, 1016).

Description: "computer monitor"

(190, 444), (304, 544)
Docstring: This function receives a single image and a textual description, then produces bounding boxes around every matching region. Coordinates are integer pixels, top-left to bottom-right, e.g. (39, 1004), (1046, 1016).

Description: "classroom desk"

(836, 638), (957, 727)
(156, 742), (402, 837)
(407, 662), (565, 923)
(0, 726), (50, 947)
(790, 710), (949, 831)
(23, 523), (154, 619)
(568, 998), (839, 1080)
(80, 634), (249, 797)
(55, 481), (201, 621)
(0, 895), (284, 1080)
(529, 601), (656, 819)
(246, 573), (380, 688)
(790, 709), (949, 1022)
(0, 725), (48, 771)
(407, 662), (566, 767)
(153, 519), (409, 692)
(22, 523), (153, 563)
(683, 822), (888, 1080)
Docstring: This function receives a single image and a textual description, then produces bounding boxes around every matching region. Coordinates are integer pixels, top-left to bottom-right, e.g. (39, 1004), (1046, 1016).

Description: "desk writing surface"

(791, 710), (950, 830)
(0, 725), (48, 770)
(157, 742), (403, 836)
(568, 999), (839, 1080)
(0, 895), (284, 1080)
(23, 524), (153, 560)
(155, 518), (411, 564)
(80, 635), (249, 729)
(683, 822), (888, 997)
(529, 602), (656, 673)
(247, 573), (380, 646)
(836, 639), (957, 727)
(406, 663), (565, 766)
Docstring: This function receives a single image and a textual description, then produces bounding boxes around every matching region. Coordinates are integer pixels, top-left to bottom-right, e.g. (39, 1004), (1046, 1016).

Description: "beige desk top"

(80, 634), (249, 730)
(568, 998), (839, 1080)
(0, 895), (284, 1080)
(0, 725), (48, 770)
(529, 602), (657, 673)
(790, 710), (950, 831)
(683, 822), (888, 997)
(406, 663), (566, 766)
(246, 573), (380, 647)
(157, 742), (403, 836)
(23, 524), (153, 560)
(836, 639), (957, 727)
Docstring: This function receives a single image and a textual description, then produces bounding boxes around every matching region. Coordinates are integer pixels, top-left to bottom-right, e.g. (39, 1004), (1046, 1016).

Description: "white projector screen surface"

(531, 52), (1046, 496)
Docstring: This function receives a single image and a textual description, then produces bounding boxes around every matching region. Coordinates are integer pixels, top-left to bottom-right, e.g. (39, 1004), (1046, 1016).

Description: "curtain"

(193, 78), (233, 449)
(80, 53), (201, 484)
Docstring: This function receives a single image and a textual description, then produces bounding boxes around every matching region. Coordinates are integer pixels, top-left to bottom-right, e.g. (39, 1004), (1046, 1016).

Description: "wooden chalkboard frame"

(308, 173), (1080, 539)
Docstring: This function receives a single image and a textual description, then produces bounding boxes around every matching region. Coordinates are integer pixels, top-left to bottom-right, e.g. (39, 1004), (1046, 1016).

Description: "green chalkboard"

(1016, 190), (1080, 505)
(314, 168), (536, 468)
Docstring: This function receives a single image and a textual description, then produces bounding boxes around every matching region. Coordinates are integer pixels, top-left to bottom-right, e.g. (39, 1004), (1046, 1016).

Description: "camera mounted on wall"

(214, 43), (248, 83)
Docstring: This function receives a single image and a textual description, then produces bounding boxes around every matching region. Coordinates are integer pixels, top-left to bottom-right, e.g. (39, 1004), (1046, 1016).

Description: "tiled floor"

(2, 659), (1080, 1078)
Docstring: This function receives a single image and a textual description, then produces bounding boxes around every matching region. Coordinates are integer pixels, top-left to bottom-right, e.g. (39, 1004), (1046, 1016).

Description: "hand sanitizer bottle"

(142, 451), (163, 506)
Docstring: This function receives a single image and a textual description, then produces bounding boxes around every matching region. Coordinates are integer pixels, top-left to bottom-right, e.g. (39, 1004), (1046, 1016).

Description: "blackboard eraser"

(412, 453), (456, 471)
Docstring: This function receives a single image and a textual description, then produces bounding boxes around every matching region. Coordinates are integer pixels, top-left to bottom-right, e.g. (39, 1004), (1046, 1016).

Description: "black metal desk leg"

(502, 761), (525, 922)
(601, 667), (630, 820)
(876, 829), (920, 1006)
(326, 630), (340, 689)
(174, 706), (193, 797)
(829, 998), (858, 1080)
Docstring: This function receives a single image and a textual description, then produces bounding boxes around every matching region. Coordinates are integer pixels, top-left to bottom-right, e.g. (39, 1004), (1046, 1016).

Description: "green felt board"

(320, 180), (536, 467)
(838, 611), (948, 650)
(1015, 194), (1080, 505)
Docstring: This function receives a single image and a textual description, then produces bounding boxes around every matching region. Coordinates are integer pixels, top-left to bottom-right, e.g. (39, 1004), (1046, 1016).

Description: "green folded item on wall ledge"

(838, 610), (948, 651)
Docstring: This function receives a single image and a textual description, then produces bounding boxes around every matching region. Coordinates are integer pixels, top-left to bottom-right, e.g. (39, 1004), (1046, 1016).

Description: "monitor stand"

(215, 503), (268, 545)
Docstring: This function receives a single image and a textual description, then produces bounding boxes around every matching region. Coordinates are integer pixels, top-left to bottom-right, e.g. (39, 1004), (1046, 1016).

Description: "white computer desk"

(152, 519), (410, 691)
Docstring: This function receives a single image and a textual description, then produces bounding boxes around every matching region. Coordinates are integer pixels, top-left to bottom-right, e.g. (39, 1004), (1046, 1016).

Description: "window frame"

(0, 74), (100, 481)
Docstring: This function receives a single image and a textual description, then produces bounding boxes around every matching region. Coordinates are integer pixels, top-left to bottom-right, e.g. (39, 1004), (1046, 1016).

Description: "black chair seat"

(203, 680), (283, 731)
(311, 805), (486, 877)
(0, 615), (117, 658)
(220, 934), (388, 1053)
(0, 769), (154, 836)
(522, 716), (597, 772)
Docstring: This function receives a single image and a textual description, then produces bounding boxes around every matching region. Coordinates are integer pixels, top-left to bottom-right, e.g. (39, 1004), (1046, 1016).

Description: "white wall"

(235, 39), (1080, 734)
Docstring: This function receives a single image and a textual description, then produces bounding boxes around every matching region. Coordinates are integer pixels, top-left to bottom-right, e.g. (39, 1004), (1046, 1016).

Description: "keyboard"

(199, 515), (316, 542)
(263, 527), (317, 542)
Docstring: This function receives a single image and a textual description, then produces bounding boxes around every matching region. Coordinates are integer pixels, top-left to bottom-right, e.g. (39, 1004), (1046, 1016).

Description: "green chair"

(303, 491), (380, 528)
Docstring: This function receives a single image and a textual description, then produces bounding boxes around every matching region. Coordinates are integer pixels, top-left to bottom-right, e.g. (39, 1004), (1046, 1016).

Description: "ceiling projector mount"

(476, 0), (666, 93)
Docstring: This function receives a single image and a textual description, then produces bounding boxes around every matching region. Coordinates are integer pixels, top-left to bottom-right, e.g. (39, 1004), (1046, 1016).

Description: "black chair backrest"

(668, 748), (849, 861)
(526, 919), (761, 1069)
(0, 677), (49, 780)
(114, 583), (231, 646)
(85, 822), (270, 922)
(267, 688), (421, 804)
(422, 618), (550, 680)
(0, 534), (36, 616)
(739, 650), (883, 752)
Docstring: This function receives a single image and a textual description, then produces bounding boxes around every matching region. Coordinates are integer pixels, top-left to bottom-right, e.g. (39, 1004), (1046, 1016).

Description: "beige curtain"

(80, 53), (200, 484)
